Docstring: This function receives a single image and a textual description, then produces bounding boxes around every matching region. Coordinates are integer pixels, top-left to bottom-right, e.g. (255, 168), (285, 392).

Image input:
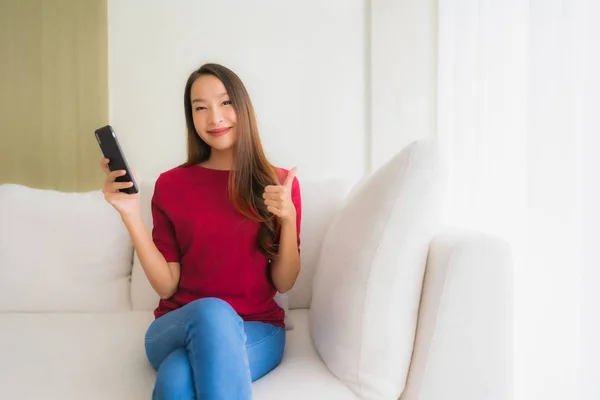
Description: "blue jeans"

(144, 297), (285, 399)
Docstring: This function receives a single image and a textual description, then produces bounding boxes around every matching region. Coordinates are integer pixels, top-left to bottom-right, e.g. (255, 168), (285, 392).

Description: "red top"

(150, 164), (301, 328)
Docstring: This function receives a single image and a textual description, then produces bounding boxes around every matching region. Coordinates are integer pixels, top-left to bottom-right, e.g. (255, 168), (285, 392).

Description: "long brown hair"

(181, 63), (282, 259)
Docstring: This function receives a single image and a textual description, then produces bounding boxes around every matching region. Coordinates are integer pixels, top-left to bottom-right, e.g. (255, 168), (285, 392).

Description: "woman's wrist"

(121, 212), (142, 226)
(281, 212), (297, 227)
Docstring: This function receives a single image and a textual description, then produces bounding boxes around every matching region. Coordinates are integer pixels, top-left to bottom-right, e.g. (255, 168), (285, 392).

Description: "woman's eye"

(223, 100), (232, 106)
(195, 106), (206, 111)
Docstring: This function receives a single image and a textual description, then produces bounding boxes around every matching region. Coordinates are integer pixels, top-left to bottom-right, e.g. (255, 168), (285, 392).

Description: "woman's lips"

(207, 127), (232, 137)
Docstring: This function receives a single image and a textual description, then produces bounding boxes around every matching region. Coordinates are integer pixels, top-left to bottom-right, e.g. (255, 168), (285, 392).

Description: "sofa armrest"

(400, 228), (513, 400)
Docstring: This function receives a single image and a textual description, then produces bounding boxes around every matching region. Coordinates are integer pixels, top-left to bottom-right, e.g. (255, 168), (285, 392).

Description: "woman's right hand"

(100, 158), (140, 220)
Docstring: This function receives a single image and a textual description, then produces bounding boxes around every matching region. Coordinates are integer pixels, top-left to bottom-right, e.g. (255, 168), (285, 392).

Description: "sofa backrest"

(0, 176), (350, 313)
(0, 184), (134, 312)
(129, 176), (351, 311)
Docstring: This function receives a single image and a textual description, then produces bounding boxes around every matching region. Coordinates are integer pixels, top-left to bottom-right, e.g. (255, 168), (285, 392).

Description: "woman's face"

(190, 74), (238, 152)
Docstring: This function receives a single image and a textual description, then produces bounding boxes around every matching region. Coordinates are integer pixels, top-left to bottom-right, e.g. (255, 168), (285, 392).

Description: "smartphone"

(94, 125), (139, 194)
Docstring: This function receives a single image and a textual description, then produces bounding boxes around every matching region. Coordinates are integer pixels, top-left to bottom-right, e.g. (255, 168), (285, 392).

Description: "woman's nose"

(209, 108), (223, 125)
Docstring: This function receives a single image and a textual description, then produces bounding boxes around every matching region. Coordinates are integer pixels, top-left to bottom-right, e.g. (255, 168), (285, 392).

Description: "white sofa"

(0, 142), (513, 400)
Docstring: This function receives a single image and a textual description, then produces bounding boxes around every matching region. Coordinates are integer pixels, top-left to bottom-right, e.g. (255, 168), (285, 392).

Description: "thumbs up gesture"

(263, 167), (297, 222)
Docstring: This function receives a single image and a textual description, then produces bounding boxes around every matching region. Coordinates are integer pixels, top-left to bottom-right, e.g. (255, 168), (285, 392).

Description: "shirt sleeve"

(151, 175), (181, 263)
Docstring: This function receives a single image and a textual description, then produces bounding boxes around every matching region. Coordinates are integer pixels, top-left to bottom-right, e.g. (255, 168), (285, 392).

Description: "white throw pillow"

(0, 184), (133, 312)
(309, 140), (442, 399)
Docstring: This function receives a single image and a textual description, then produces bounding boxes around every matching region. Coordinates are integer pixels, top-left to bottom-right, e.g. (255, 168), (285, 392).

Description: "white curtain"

(436, 1), (599, 399)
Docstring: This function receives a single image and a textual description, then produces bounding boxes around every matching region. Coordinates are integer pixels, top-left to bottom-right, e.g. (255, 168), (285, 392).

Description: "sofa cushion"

(0, 309), (359, 400)
(0, 311), (155, 399)
(309, 140), (442, 399)
(0, 184), (133, 312)
(129, 179), (159, 311)
(287, 178), (350, 308)
(252, 310), (360, 399)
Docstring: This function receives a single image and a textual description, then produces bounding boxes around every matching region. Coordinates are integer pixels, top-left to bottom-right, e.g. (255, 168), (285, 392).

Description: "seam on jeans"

(245, 326), (283, 350)
(145, 320), (186, 343)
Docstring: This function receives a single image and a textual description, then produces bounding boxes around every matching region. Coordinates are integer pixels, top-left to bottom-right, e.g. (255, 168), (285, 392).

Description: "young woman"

(100, 63), (302, 399)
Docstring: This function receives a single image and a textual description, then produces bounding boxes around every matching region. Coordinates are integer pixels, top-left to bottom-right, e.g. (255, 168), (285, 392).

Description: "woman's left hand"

(263, 167), (297, 222)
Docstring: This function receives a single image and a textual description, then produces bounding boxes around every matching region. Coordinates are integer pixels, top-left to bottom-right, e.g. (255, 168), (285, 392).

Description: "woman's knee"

(186, 297), (241, 329)
(153, 348), (194, 400)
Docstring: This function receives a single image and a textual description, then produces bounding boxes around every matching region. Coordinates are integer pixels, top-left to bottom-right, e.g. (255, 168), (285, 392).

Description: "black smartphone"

(94, 125), (139, 194)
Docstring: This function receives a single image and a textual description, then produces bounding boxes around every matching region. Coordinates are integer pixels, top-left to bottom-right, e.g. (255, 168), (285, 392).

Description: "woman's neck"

(201, 149), (235, 171)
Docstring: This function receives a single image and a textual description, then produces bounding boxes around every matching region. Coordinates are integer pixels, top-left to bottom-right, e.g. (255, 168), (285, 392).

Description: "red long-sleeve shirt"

(150, 164), (301, 328)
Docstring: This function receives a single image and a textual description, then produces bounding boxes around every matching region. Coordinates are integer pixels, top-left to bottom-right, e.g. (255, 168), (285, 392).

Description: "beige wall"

(0, 0), (108, 192)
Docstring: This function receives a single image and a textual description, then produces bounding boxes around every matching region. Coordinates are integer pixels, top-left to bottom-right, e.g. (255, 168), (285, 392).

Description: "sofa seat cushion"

(252, 311), (359, 400)
(0, 311), (156, 399)
(0, 309), (358, 400)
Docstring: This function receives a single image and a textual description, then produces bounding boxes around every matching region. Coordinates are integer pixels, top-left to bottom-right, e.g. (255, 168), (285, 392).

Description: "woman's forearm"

(121, 215), (179, 299)
(270, 217), (301, 293)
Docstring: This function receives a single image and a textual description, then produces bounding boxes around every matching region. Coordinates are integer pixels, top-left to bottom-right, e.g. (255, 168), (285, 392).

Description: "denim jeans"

(144, 297), (285, 399)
